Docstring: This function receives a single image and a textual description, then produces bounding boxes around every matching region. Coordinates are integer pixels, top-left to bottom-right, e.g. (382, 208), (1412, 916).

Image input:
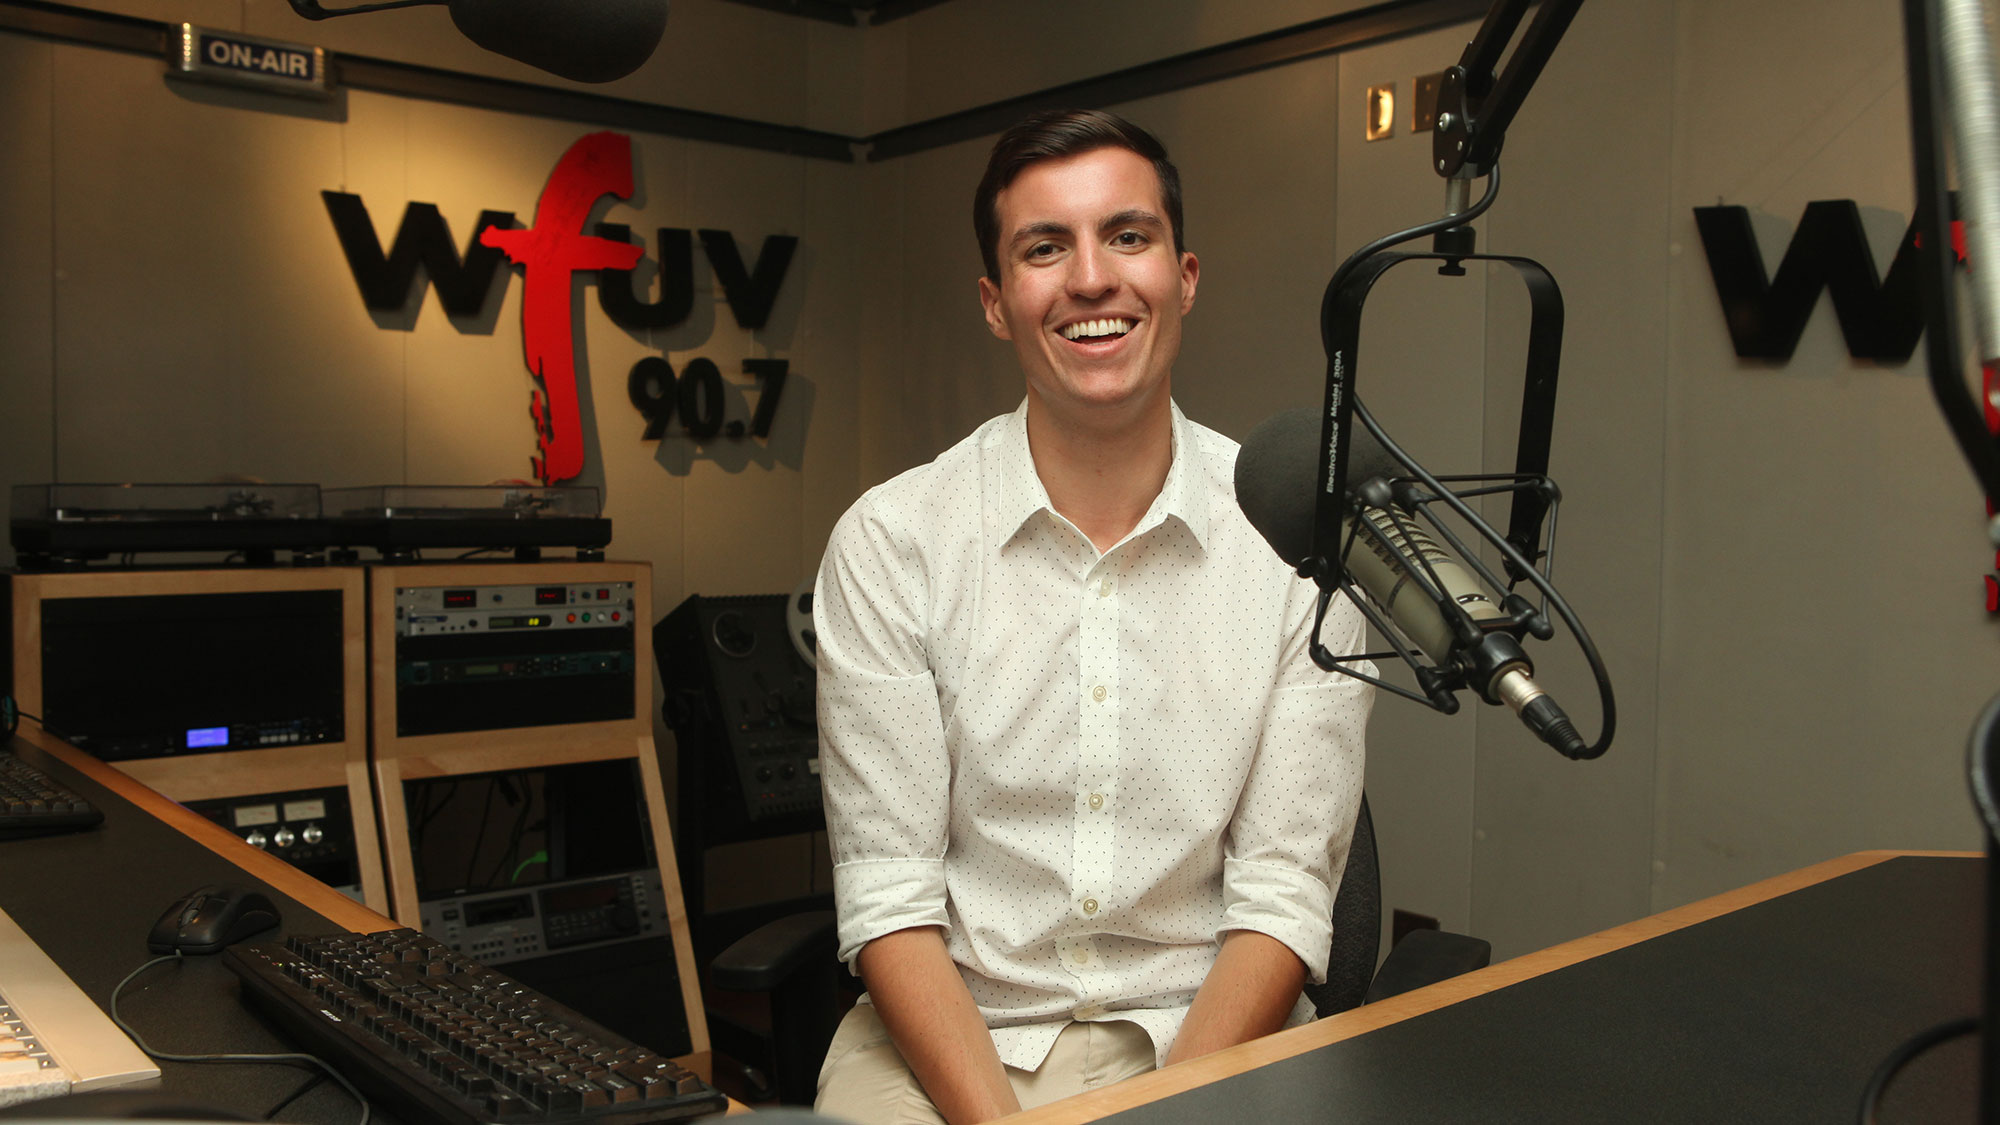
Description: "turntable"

(323, 485), (611, 562)
(10, 483), (329, 569)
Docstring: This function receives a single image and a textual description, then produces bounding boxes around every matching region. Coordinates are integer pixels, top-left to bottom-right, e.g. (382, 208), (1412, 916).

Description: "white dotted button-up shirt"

(815, 400), (1372, 1071)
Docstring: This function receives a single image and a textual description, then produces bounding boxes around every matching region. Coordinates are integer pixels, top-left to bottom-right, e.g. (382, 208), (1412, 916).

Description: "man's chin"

(1027, 379), (1172, 426)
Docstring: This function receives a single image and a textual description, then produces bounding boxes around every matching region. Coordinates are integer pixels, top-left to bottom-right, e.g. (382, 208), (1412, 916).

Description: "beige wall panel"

(84, 0), (240, 27)
(1462, 0), (1674, 959)
(666, 141), (808, 601)
(331, 88), (409, 203)
(856, 16), (907, 138)
(854, 159), (910, 495)
(1329, 26), (1490, 947)
(1656, 0), (1989, 909)
(803, 18), (867, 137)
(0, 34), (56, 570)
(796, 156), (866, 572)
(883, 140), (1021, 473)
(679, 448), (806, 597)
(49, 45), (405, 485)
(895, 0), (1384, 124)
(1124, 60), (1342, 443)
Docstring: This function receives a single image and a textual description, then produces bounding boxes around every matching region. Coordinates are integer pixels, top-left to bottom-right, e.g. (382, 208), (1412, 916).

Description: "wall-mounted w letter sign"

(1692, 199), (1963, 362)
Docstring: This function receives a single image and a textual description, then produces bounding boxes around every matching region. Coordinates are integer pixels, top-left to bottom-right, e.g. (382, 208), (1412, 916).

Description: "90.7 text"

(627, 356), (788, 442)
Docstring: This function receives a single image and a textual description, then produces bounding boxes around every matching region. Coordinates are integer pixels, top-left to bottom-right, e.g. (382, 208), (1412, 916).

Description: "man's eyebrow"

(1008, 220), (1071, 247)
(1099, 208), (1165, 233)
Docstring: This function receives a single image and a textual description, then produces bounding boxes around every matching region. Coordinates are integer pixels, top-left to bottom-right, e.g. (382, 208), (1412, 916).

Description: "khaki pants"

(815, 1004), (1156, 1124)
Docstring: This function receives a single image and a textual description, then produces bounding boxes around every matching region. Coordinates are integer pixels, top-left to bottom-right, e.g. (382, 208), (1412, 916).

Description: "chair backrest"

(1303, 792), (1381, 1018)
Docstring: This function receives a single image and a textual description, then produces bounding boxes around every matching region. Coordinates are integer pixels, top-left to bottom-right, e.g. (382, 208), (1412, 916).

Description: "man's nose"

(1067, 244), (1118, 299)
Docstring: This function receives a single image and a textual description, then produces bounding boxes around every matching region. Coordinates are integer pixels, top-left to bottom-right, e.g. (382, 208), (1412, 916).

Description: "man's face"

(978, 146), (1198, 428)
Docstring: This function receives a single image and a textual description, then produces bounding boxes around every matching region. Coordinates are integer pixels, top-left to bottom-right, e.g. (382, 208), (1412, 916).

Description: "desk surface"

(0, 728), (743, 1121)
(1, 729), (391, 1121)
(1018, 849), (1983, 1124)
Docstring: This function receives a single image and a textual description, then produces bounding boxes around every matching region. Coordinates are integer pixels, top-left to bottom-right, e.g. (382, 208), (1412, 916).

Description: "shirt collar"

(997, 399), (1211, 550)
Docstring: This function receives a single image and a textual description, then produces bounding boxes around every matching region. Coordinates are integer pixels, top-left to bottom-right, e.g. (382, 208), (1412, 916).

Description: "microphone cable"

(1854, 1015), (1976, 1124)
(1321, 164), (1503, 351)
(1337, 394), (1615, 759)
(1848, 690), (1994, 1123)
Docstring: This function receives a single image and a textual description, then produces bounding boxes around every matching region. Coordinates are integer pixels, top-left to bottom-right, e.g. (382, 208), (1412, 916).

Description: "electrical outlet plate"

(1412, 70), (1445, 132)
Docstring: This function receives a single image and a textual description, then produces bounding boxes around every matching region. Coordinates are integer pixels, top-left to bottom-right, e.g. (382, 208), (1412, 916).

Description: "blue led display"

(186, 726), (230, 749)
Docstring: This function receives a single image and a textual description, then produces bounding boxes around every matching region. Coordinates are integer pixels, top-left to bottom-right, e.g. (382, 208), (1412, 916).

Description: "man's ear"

(1178, 250), (1200, 315)
(978, 275), (1012, 340)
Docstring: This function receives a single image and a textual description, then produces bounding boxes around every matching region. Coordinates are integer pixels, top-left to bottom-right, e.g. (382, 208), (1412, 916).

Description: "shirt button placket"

(1076, 561), (1119, 984)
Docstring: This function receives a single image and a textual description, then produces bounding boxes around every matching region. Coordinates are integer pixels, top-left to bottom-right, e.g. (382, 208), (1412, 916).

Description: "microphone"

(447, 0), (669, 83)
(1235, 407), (1588, 758)
(286, 0), (669, 84)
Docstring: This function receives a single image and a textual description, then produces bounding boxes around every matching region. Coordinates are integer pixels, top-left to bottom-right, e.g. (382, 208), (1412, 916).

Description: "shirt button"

(1097, 579), (1113, 598)
(1092, 685), (1107, 702)
(1088, 793), (1104, 810)
(1082, 897), (1099, 915)
(1072, 949), (1091, 965)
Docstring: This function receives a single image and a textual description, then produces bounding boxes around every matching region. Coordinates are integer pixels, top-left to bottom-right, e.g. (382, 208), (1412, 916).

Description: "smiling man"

(812, 109), (1373, 1124)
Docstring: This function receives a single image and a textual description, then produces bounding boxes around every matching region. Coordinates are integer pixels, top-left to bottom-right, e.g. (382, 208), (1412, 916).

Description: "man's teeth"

(1060, 318), (1133, 341)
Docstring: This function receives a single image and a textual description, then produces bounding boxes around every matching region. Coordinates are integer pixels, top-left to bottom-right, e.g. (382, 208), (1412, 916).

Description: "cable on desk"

(108, 953), (373, 1125)
(1856, 1015), (1977, 1124)
(263, 1070), (338, 1121)
(1, 698), (70, 742)
(2, 697), (26, 738)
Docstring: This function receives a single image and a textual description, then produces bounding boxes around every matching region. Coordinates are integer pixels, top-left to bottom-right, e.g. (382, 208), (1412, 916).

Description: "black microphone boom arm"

(1434, 0), (1587, 180)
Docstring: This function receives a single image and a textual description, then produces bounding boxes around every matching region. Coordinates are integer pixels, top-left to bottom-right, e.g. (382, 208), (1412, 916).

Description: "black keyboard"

(0, 752), (102, 840)
(224, 929), (727, 1125)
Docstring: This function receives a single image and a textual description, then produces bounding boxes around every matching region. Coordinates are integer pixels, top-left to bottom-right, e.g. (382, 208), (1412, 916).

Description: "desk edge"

(1004, 849), (1980, 1124)
(17, 725), (395, 934)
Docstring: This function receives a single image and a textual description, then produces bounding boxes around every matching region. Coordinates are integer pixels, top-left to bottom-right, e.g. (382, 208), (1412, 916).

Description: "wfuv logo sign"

(1692, 198), (1963, 362)
(322, 131), (797, 484)
(1694, 199), (2000, 613)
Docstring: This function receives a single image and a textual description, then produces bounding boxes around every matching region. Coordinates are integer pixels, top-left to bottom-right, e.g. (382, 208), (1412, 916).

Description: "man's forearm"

(1164, 929), (1307, 1066)
(857, 926), (1021, 1124)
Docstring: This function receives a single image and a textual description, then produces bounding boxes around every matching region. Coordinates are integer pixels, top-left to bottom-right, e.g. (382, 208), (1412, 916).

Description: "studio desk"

(0, 727), (748, 1122)
(4, 716), (1984, 1124)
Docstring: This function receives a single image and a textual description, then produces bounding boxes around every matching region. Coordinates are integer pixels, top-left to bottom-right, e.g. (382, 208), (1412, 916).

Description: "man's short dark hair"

(973, 108), (1185, 282)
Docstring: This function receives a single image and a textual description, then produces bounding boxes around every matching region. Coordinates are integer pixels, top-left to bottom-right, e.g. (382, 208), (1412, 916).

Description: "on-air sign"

(170, 25), (330, 98)
(322, 132), (798, 485)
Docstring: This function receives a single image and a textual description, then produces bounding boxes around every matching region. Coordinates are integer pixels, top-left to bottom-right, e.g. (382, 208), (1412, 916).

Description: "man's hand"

(1164, 930), (1307, 1066)
(857, 927), (1022, 1124)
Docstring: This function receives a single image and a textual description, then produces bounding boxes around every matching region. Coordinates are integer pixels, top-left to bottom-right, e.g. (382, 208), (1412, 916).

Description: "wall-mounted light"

(1366, 83), (1395, 141)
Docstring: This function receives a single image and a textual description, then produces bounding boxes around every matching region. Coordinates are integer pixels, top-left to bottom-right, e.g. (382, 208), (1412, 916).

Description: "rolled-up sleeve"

(815, 497), (954, 967)
(1218, 584), (1373, 984)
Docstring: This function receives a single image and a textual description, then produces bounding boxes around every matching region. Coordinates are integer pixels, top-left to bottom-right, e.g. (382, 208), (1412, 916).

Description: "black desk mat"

(1112, 856), (1981, 1124)
(0, 735), (386, 1123)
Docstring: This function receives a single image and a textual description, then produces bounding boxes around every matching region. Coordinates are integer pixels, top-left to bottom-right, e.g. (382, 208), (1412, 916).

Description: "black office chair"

(1307, 793), (1492, 1018)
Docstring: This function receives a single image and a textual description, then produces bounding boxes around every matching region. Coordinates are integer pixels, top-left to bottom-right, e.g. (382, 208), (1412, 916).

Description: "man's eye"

(1112, 230), (1147, 247)
(1027, 242), (1060, 259)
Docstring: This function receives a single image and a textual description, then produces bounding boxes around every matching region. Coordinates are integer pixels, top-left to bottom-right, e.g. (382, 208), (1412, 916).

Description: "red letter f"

(481, 132), (644, 484)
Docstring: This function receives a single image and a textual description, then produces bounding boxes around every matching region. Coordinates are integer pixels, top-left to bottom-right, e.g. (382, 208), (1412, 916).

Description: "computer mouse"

(146, 885), (280, 955)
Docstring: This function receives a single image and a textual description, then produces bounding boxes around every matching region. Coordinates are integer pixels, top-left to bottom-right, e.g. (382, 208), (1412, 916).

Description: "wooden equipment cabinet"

(364, 561), (708, 1059)
(5, 567), (386, 911)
